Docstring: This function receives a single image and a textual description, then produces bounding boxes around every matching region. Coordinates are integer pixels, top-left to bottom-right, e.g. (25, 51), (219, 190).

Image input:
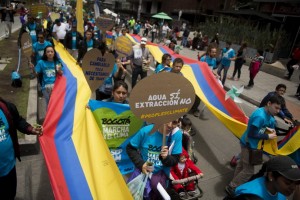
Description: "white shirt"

(52, 23), (68, 39)
(162, 25), (170, 34)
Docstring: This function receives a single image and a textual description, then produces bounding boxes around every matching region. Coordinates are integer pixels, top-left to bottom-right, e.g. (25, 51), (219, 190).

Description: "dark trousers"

(232, 60), (244, 79)
(0, 166), (17, 200)
(131, 66), (147, 88)
(297, 83), (300, 95)
(287, 59), (298, 79)
(151, 32), (156, 43)
(191, 95), (201, 112)
(217, 64), (230, 85)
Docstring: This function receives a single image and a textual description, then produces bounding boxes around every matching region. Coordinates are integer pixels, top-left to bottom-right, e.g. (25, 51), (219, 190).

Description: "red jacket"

(170, 149), (202, 180)
(292, 48), (300, 61)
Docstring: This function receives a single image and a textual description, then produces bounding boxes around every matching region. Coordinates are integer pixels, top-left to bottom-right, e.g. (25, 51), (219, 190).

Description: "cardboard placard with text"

(21, 33), (32, 58)
(95, 17), (115, 32)
(129, 73), (195, 131)
(82, 48), (115, 92)
(114, 36), (133, 58)
(28, 4), (49, 19)
(50, 12), (60, 22)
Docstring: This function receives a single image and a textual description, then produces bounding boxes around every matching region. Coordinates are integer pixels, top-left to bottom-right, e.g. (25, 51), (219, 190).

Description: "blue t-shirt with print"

(221, 48), (235, 67)
(32, 41), (52, 63)
(28, 23), (37, 44)
(87, 39), (94, 51)
(71, 32), (77, 50)
(35, 60), (57, 90)
(129, 124), (182, 175)
(0, 109), (15, 177)
(240, 107), (275, 149)
(235, 177), (285, 200)
(200, 55), (217, 70)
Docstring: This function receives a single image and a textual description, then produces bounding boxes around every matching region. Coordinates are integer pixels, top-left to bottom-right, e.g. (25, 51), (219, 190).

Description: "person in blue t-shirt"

(127, 120), (182, 199)
(155, 53), (172, 73)
(199, 43), (219, 79)
(0, 97), (43, 199)
(31, 32), (52, 65)
(33, 46), (63, 107)
(234, 156), (300, 200)
(225, 94), (281, 197)
(217, 41), (236, 85)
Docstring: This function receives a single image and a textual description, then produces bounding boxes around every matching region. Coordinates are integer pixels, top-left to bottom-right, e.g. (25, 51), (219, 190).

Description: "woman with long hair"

(33, 45), (63, 106)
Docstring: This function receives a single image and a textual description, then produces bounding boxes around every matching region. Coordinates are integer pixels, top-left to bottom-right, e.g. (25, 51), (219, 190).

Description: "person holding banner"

(32, 46), (63, 107)
(0, 97), (43, 199)
(126, 120), (183, 199)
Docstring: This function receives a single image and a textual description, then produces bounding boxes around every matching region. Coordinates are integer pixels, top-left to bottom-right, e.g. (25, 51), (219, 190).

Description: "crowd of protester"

(1, 2), (300, 200)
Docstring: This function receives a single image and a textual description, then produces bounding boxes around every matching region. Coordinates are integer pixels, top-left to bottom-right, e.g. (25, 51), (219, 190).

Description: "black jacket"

(64, 31), (83, 50)
(0, 98), (34, 161)
(77, 38), (100, 62)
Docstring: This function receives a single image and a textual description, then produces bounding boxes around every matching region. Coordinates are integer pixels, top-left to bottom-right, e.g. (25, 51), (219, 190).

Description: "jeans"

(151, 32), (156, 43)
(181, 36), (188, 47)
(217, 64), (230, 85)
(232, 59), (244, 79)
(4, 21), (12, 37)
(131, 65), (147, 88)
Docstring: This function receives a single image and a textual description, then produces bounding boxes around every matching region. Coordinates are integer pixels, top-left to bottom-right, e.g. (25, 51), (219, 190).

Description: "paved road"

(0, 16), (22, 39)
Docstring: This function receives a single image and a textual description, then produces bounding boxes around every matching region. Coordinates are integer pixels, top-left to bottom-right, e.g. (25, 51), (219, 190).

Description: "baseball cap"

(266, 155), (300, 181)
(141, 37), (147, 45)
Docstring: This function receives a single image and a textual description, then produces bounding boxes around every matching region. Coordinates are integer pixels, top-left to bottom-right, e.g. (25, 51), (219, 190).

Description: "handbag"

(248, 140), (264, 165)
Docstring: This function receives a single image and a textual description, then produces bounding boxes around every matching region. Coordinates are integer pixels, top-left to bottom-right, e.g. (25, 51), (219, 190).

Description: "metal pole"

(137, 0), (142, 21)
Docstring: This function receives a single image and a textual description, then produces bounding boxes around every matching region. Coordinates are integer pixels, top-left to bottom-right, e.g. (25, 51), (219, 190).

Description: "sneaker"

(179, 192), (186, 198)
(230, 156), (238, 167)
(225, 185), (235, 197)
(227, 76), (234, 80)
(187, 190), (197, 197)
(193, 110), (200, 117)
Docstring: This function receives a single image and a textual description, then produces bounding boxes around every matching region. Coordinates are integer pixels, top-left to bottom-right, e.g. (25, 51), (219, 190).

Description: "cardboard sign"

(28, 4), (48, 19)
(95, 17), (115, 32)
(82, 48), (115, 92)
(114, 36), (133, 58)
(50, 12), (60, 22)
(129, 73), (195, 128)
(21, 33), (32, 58)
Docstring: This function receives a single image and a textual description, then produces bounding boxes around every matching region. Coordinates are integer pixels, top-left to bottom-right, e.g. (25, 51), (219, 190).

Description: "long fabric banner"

(39, 40), (133, 200)
(121, 33), (300, 157)
(89, 100), (144, 174)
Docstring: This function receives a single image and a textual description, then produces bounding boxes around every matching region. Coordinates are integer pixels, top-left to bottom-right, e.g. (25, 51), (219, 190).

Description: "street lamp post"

(137, 0), (142, 20)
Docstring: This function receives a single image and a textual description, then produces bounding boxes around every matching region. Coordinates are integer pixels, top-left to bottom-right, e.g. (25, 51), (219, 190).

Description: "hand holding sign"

(114, 36), (133, 58)
(95, 17), (115, 32)
(82, 48), (115, 92)
(129, 73), (195, 137)
(21, 33), (33, 59)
